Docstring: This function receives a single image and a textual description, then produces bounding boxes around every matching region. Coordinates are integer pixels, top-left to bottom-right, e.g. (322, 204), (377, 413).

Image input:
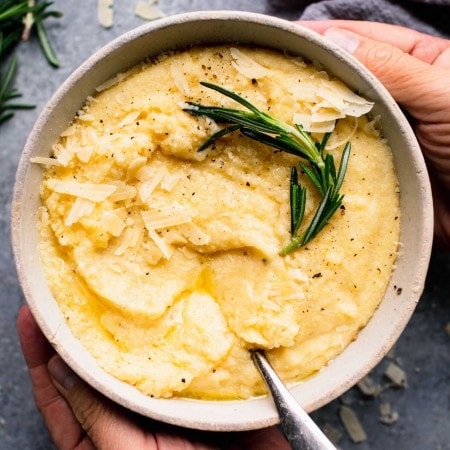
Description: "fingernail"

(48, 355), (78, 390)
(324, 28), (360, 54)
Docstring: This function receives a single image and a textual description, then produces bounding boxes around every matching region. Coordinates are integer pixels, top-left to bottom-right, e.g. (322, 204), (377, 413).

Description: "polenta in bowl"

(12, 12), (433, 431)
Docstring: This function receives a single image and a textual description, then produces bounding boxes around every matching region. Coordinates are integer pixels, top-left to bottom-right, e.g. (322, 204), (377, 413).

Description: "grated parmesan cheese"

(230, 47), (272, 79)
(141, 207), (191, 229)
(118, 111), (141, 128)
(160, 173), (180, 192)
(177, 223), (210, 246)
(310, 103), (345, 122)
(96, 71), (130, 93)
(76, 146), (94, 163)
(108, 181), (137, 202)
(136, 168), (168, 202)
(100, 210), (126, 237)
(77, 113), (95, 122)
(162, 230), (188, 245)
(364, 115), (382, 137)
(134, 0), (166, 21)
(114, 226), (143, 256)
(98, 0), (114, 28)
(292, 113), (336, 133)
(48, 180), (117, 202)
(170, 60), (190, 95)
(65, 197), (96, 226)
(30, 156), (61, 166)
(136, 165), (166, 182)
(291, 82), (318, 102)
(60, 124), (78, 137)
(53, 144), (74, 166)
(127, 157), (148, 181)
(141, 241), (164, 265)
(146, 228), (175, 260)
(325, 118), (358, 150)
(290, 78), (373, 133)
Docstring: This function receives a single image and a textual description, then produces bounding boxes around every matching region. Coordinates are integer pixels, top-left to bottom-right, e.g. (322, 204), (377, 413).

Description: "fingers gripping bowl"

(11, 12), (433, 431)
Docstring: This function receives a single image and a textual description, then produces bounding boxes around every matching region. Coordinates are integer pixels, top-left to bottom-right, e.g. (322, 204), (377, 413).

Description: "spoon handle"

(252, 351), (336, 450)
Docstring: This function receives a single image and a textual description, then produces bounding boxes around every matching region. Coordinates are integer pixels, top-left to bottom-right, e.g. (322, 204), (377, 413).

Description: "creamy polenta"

(37, 46), (400, 399)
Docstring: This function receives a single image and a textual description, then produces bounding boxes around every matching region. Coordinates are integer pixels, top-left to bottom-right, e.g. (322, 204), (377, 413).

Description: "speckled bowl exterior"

(11, 11), (433, 431)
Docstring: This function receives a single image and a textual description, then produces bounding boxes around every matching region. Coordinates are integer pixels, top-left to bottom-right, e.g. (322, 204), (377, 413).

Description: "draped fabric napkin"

(273, 0), (450, 37)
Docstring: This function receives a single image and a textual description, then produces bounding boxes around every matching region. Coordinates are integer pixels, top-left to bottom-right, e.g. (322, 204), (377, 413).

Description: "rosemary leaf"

(35, 18), (59, 67)
(200, 81), (261, 115)
(289, 166), (306, 237)
(333, 142), (351, 195)
(240, 128), (311, 159)
(317, 131), (331, 155)
(301, 185), (332, 247)
(0, 0), (62, 123)
(299, 161), (324, 195)
(0, 49), (17, 99)
(0, 53), (34, 124)
(198, 124), (242, 151)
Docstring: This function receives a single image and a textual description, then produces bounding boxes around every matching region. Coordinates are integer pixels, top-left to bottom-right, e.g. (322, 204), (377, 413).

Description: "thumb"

(323, 27), (448, 118)
(48, 355), (149, 450)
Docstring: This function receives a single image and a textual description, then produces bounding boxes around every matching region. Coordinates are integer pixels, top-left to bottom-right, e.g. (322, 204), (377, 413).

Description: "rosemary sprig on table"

(184, 81), (351, 255)
(0, 0), (61, 65)
(0, 0), (61, 123)
(0, 49), (33, 123)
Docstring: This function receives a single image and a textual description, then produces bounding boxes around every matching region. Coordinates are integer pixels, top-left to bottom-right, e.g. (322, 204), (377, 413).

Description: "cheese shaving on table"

(134, 0), (166, 21)
(98, 0), (114, 28)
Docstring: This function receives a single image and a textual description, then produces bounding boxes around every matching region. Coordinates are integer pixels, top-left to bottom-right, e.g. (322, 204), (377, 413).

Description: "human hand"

(298, 20), (450, 249)
(17, 305), (289, 450)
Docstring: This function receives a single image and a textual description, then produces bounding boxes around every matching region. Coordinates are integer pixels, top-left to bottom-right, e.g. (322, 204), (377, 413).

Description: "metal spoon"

(251, 350), (336, 450)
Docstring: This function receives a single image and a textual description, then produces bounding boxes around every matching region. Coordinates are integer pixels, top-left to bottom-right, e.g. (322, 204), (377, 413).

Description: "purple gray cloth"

(271, 0), (450, 37)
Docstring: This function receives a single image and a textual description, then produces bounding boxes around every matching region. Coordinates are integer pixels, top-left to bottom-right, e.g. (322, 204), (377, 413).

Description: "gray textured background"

(1, 1), (449, 449)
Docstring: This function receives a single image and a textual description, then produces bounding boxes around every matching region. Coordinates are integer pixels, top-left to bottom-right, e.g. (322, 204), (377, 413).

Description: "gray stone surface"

(0, 1), (449, 449)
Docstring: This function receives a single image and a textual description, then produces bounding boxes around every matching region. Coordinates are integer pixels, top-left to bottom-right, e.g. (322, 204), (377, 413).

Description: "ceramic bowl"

(11, 11), (433, 431)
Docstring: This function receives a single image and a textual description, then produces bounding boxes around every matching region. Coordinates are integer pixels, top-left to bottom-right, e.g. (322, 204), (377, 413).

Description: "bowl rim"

(11, 10), (434, 431)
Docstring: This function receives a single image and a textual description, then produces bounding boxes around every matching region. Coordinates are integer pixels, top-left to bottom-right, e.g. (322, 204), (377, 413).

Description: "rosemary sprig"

(184, 82), (351, 255)
(0, 50), (34, 123)
(0, 0), (61, 66)
(0, 1), (61, 123)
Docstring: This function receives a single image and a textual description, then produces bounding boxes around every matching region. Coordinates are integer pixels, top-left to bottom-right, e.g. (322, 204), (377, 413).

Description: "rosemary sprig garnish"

(184, 82), (351, 255)
(0, 0), (61, 123)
